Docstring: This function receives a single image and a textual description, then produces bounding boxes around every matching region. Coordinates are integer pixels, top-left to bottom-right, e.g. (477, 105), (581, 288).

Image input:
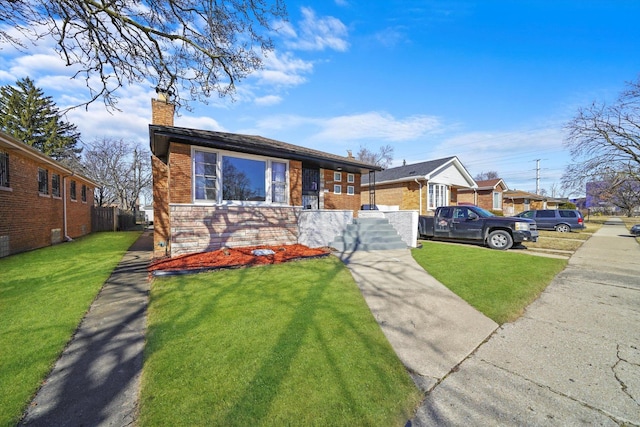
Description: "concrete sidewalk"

(412, 218), (640, 426)
(338, 249), (498, 392)
(20, 231), (152, 427)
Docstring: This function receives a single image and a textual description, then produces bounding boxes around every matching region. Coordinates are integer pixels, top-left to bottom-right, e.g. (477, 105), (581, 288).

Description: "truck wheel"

(555, 224), (571, 232)
(487, 230), (513, 250)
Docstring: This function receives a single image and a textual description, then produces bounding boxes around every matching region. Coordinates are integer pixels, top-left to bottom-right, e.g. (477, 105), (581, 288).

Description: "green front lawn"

(412, 242), (567, 324)
(0, 232), (141, 427)
(139, 256), (421, 426)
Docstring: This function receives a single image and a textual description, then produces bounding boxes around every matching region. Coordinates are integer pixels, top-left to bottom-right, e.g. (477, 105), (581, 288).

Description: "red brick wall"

(289, 160), (302, 206)
(322, 169), (361, 212)
(169, 143), (192, 204)
(152, 155), (170, 258)
(151, 99), (175, 126)
(0, 149), (93, 257)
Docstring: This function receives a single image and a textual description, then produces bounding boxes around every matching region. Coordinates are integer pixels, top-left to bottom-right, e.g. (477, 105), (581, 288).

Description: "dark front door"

(302, 167), (320, 209)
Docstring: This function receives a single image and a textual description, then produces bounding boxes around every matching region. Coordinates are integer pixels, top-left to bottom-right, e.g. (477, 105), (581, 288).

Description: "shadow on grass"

(142, 255), (417, 425)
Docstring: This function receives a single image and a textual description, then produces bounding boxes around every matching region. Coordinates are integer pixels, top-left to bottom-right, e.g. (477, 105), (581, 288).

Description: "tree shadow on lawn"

(143, 256), (416, 425)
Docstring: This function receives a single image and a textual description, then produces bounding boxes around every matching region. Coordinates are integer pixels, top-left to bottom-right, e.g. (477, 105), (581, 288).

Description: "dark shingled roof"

(149, 125), (382, 174)
(362, 156), (456, 185)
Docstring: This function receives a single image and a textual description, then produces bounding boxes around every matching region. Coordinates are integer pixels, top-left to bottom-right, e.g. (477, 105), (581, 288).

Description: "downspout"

(63, 173), (75, 241)
(414, 178), (423, 214)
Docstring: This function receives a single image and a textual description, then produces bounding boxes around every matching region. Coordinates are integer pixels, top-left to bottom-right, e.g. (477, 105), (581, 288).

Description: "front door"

(302, 168), (320, 209)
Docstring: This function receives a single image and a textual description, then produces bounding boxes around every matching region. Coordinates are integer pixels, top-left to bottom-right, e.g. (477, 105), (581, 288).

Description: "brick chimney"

(151, 87), (175, 126)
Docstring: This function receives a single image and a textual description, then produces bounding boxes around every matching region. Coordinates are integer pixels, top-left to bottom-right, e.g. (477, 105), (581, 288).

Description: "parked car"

(360, 204), (379, 210)
(631, 224), (640, 236)
(513, 209), (585, 232)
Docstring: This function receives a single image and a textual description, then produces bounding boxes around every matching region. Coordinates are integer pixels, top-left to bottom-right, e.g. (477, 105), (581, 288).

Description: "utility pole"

(535, 159), (541, 194)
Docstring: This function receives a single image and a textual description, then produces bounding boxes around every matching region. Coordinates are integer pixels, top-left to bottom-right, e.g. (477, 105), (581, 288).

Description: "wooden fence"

(92, 206), (137, 232)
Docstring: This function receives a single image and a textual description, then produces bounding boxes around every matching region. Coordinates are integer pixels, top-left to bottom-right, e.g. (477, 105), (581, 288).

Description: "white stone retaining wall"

(298, 209), (353, 248)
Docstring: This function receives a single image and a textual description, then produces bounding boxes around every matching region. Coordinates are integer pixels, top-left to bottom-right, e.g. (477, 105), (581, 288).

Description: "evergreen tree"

(0, 77), (81, 160)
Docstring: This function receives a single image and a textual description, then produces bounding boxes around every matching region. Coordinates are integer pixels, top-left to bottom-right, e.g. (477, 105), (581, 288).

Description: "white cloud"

(254, 95), (283, 106)
(374, 27), (408, 48)
(282, 7), (349, 52)
(312, 112), (442, 142)
(254, 51), (313, 86)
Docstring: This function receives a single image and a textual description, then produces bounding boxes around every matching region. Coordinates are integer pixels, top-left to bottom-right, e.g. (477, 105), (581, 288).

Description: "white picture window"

(428, 183), (448, 209)
(334, 171), (342, 181)
(347, 185), (355, 195)
(334, 184), (342, 194)
(493, 191), (502, 210)
(347, 173), (355, 183)
(193, 148), (288, 204)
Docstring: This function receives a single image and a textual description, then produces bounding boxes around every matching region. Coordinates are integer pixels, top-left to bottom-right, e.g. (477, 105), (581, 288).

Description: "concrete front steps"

(329, 217), (408, 251)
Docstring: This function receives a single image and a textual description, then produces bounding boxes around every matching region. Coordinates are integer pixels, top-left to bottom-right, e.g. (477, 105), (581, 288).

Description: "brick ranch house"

(457, 178), (508, 212)
(360, 156), (477, 215)
(0, 131), (96, 258)
(502, 189), (563, 215)
(150, 97), (382, 258)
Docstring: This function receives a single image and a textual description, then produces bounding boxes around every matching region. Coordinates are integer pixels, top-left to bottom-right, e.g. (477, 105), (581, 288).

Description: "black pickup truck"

(418, 205), (538, 250)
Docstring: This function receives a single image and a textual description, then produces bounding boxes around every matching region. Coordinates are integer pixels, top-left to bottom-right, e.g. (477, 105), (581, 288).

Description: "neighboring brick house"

(360, 156), (476, 215)
(0, 131), (96, 258)
(150, 97), (382, 258)
(502, 190), (548, 215)
(458, 178), (508, 212)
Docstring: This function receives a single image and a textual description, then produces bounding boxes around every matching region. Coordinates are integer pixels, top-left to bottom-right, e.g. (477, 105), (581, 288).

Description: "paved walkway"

(412, 218), (640, 426)
(20, 231), (152, 426)
(338, 249), (498, 392)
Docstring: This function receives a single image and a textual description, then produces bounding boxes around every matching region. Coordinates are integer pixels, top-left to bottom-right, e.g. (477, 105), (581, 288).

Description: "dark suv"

(514, 209), (584, 232)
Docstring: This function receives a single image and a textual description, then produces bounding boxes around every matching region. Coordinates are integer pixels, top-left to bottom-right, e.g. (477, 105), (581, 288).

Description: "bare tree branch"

(562, 77), (640, 196)
(1, 0), (287, 110)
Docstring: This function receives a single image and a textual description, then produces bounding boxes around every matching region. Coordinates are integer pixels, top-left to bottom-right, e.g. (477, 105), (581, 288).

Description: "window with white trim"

(271, 161), (287, 203)
(194, 150), (217, 201)
(334, 171), (342, 181)
(82, 185), (87, 202)
(0, 151), (9, 188)
(347, 173), (355, 183)
(334, 184), (342, 194)
(493, 191), (502, 210)
(347, 185), (355, 195)
(223, 156), (266, 201)
(70, 180), (76, 200)
(428, 183), (448, 209)
(38, 168), (48, 195)
(52, 174), (61, 197)
(193, 148), (288, 204)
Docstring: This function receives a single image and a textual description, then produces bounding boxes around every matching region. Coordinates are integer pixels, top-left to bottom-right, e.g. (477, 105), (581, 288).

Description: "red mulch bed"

(148, 244), (331, 274)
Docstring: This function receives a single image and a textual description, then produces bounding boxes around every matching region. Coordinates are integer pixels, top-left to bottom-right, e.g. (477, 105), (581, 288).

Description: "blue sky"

(1, 1), (640, 196)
